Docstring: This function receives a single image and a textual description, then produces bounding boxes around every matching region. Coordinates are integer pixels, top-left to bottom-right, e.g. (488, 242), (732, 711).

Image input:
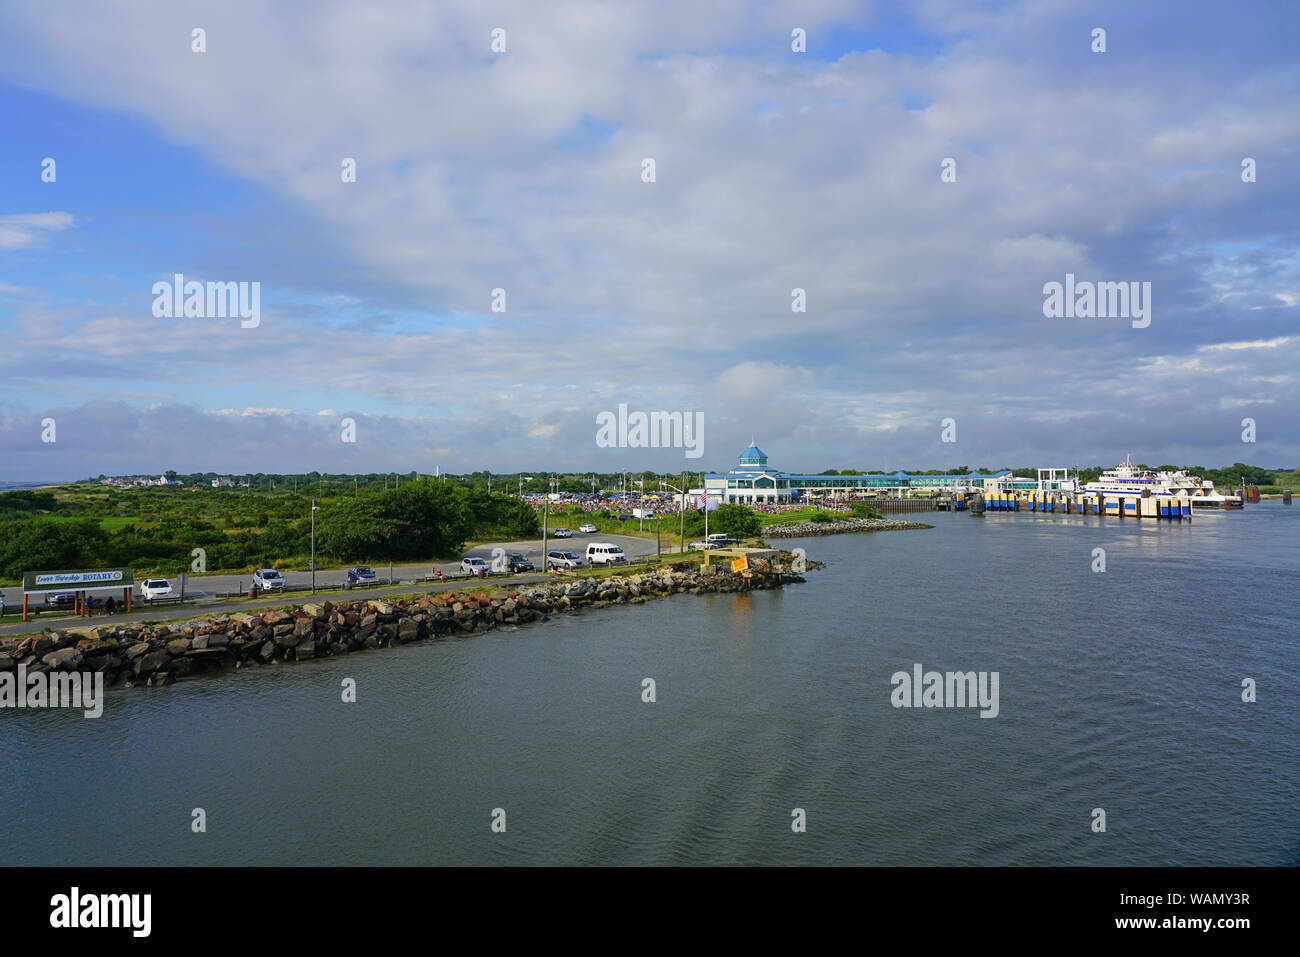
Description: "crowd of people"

(521, 492), (862, 517)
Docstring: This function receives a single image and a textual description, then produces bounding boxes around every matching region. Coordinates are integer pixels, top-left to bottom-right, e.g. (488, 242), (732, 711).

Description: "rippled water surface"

(3, 504), (1296, 865)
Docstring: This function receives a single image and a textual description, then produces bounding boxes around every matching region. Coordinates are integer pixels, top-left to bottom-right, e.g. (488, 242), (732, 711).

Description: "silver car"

(253, 568), (286, 591)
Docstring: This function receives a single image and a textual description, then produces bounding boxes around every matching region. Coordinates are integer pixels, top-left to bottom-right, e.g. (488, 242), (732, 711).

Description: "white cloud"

(0, 212), (74, 250)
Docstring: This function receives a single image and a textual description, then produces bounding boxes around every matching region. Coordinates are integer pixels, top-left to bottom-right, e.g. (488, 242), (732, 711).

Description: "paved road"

(0, 533), (663, 637)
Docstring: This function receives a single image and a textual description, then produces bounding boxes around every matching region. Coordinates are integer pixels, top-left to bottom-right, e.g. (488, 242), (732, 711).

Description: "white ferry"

(1083, 455), (1241, 508)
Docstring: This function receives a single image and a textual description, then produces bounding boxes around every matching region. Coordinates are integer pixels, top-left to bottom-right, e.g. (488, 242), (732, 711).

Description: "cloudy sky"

(1, 0), (1296, 481)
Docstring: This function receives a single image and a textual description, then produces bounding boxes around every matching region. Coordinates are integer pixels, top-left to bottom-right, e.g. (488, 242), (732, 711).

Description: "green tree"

(710, 504), (762, 539)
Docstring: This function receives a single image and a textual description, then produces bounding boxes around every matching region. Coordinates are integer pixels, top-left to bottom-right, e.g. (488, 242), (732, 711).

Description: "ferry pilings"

(967, 489), (1193, 520)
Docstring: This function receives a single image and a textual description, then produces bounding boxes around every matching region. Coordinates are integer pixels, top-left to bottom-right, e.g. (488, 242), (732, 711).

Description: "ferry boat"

(1082, 455), (1241, 508)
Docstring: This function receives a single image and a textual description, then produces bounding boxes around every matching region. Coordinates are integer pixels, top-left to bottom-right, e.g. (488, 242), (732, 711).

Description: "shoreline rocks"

(763, 517), (932, 537)
(0, 562), (804, 693)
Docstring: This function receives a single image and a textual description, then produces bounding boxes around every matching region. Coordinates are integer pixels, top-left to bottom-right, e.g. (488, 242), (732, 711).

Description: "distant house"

(211, 476), (234, 488)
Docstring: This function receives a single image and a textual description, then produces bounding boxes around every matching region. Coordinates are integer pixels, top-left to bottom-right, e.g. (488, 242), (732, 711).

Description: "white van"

(585, 542), (627, 565)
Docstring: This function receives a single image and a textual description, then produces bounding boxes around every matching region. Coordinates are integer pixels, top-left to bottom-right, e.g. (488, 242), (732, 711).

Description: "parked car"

(706, 533), (739, 546)
(140, 578), (174, 600)
(45, 591), (76, 606)
(346, 565), (377, 584)
(586, 542), (627, 565)
(552, 528), (573, 538)
(688, 540), (721, 551)
(461, 556), (491, 576)
(505, 552), (534, 573)
(577, 524), (597, 534)
(252, 568), (286, 591)
(546, 550), (583, 570)
(617, 513), (634, 521)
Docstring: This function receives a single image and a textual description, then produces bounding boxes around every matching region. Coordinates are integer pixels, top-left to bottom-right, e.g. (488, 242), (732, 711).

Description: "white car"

(461, 556), (491, 575)
(546, 550), (583, 569)
(578, 524), (597, 534)
(586, 542), (627, 565)
(140, 578), (174, 600)
(688, 540), (721, 551)
(253, 568), (286, 591)
(552, 528), (573, 538)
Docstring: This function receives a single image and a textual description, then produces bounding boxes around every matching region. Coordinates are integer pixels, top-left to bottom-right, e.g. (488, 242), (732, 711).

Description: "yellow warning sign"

(731, 556), (749, 573)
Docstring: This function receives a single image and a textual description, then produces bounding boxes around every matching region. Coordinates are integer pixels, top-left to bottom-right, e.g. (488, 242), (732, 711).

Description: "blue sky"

(0, 0), (1297, 480)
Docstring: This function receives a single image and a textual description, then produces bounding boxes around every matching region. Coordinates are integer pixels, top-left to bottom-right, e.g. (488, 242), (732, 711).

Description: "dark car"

(505, 552), (534, 573)
(346, 565), (377, 584)
(44, 591), (76, 606)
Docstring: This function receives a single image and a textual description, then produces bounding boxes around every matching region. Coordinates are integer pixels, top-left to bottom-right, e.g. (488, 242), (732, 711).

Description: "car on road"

(140, 578), (174, 600)
(461, 556), (491, 576)
(505, 552), (534, 573)
(706, 533), (739, 546)
(688, 540), (722, 551)
(577, 523), (597, 533)
(253, 568), (286, 591)
(586, 542), (627, 565)
(546, 550), (583, 570)
(346, 565), (377, 584)
(45, 591), (77, 606)
(552, 528), (573, 538)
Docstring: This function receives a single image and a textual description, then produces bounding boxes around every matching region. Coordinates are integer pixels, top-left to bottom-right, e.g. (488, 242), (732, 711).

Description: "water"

(3, 504), (1296, 866)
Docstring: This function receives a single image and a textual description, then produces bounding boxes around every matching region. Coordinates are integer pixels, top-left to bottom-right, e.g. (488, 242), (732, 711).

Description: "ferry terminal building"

(702, 442), (1061, 505)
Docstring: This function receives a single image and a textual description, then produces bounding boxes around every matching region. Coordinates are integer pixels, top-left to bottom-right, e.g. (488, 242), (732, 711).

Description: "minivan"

(585, 542), (627, 565)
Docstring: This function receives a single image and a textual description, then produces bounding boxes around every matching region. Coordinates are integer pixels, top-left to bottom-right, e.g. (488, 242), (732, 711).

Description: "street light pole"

(310, 498), (319, 594)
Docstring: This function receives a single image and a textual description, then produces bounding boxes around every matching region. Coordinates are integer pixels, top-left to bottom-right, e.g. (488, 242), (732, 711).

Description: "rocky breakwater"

(763, 517), (932, 537)
(0, 562), (802, 692)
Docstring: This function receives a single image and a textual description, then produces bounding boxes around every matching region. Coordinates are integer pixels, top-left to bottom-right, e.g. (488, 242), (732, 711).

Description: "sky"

(0, 0), (1297, 481)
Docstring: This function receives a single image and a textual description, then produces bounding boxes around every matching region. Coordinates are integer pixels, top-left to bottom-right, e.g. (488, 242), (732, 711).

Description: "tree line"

(0, 480), (538, 580)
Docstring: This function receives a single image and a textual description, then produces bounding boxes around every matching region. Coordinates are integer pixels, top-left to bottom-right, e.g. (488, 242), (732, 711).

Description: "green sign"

(22, 567), (134, 594)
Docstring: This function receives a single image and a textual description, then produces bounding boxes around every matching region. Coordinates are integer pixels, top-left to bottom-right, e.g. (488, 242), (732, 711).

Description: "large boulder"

(43, 647), (81, 670)
(165, 638), (192, 656)
(134, 650), (169, 676)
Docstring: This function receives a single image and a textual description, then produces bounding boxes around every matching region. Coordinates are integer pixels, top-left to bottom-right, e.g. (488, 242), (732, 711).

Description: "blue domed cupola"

(737, 437), (768, 469)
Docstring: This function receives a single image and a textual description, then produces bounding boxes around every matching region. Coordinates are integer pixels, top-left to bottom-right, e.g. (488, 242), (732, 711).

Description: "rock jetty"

(0, 562), (802, 691)
(763, 517), (932, 537)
